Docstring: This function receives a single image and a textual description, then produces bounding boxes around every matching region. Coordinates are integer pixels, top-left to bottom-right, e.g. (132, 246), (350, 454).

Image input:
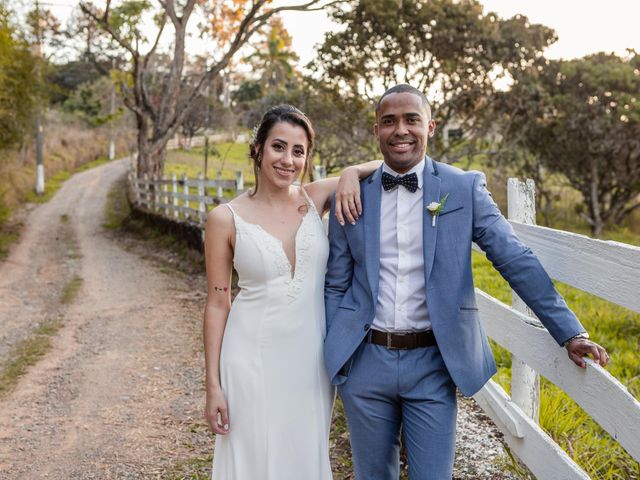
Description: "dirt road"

(0, 160), (210, 479)
(0, 159), (513, 479)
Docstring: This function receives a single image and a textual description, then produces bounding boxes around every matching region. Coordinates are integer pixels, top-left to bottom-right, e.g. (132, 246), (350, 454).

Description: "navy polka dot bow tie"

(381, 171), (419, 193)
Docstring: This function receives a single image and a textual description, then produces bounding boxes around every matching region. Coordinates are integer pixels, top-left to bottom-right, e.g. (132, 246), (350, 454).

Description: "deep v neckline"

(231, 208), (312, 280)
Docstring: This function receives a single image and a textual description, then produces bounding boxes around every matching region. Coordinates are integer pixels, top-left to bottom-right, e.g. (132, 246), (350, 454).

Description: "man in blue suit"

(324, 84), (609, 479)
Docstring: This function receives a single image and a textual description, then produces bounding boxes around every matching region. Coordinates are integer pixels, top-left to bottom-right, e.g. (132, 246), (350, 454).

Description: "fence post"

(154, 175), (161, 213)
(216, 171), (223, 200)
(172, 173), (179, 219)
(507, 178), (541, 422)
(235, 170), (244, 194)
(198, 173), (206, 227)
(182, 173), (189, 221)
(314, 165), (327, 180)
(163, 176), (169, 216)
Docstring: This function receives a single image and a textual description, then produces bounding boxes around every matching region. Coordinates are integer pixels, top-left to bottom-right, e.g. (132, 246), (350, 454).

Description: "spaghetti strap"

(300, 186), (317, 213)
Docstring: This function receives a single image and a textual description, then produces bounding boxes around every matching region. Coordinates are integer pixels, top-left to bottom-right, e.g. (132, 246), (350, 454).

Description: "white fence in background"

(128, 167), (640, 478)
(128, 170), (244, 227)
(472, 178), (640, 479)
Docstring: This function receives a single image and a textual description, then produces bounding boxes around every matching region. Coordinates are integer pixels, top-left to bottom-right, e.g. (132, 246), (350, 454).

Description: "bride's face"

(258, 121), (309, 189)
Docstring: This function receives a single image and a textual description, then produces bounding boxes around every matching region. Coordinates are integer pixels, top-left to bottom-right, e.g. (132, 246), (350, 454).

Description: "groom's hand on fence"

(566, 338), (609, 368)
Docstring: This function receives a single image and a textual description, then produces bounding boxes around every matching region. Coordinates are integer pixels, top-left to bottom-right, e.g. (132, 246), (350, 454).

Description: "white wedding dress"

(211, 192), (334, 480)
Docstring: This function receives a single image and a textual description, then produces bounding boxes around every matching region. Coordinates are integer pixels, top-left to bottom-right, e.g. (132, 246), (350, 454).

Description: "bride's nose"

(280, 150), (294, 166)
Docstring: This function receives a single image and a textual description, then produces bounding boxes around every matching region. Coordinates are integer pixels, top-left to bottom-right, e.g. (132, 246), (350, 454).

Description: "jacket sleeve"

(471, 172), (585, 345)
(324, 194), (354, 332)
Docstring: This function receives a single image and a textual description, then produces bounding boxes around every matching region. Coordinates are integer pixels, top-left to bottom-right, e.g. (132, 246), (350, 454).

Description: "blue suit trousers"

(338, 342), (457, 480)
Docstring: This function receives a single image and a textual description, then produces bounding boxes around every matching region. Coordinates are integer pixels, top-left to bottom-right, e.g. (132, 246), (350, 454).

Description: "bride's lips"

(274, 166), (296, 177)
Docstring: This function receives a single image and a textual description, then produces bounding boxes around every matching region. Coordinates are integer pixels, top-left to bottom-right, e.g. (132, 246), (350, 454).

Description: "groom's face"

(374, 92), (436, 173)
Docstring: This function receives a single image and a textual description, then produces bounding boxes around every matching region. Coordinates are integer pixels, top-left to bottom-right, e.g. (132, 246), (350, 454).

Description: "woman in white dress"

(203, 105), (379, 480)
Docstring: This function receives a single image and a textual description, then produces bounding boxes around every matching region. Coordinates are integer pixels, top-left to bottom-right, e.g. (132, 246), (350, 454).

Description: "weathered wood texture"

(509, 221), (640, 313)
(476, 289), (640, 462)
(474, 380), (590, 479)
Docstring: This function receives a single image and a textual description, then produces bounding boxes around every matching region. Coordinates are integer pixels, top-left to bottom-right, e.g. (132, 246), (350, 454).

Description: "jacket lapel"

(364, 166), (382, 300)
(423, 157), (441, 286)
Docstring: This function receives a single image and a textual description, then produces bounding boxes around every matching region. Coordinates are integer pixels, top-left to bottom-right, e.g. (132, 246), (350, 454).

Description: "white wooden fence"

(128, 168), (640, 478)
(128, 170), (244, 226)
(472, 179), (640, 479)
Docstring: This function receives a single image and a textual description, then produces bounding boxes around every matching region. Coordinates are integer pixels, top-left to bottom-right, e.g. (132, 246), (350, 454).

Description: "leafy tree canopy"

(310, 0), (556, 162)
(500, 52), (640, 236)
(0, 5), (37, 151)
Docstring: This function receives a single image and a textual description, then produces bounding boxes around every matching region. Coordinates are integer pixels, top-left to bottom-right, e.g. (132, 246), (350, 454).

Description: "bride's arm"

(203, 206), (234, 435)
(306, 160), (382, 223)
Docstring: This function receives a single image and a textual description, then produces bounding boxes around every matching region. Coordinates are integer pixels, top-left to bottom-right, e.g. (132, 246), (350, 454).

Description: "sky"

(48, 0), (640, 65)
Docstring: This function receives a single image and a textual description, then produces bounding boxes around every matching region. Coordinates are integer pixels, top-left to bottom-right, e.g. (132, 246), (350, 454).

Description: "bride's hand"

(335, 166), (362, 226)
(205, 387), (230, 435)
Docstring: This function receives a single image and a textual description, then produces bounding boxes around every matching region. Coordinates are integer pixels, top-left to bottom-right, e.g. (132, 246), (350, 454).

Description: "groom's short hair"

(376, 84), (432, 119)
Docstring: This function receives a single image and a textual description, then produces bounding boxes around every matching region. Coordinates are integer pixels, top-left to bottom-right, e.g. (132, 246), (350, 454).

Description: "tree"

(0, 5), (37, 151)
(79, 0), (340, 178)
(500, 52), (640, 237)
(310, 0), (556, 163)
(246, 79), (378, 174)
(244, 16), (299, 92)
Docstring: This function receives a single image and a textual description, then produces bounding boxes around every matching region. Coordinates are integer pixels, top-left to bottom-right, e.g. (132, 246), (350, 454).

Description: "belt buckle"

(386, 332), (399, 350)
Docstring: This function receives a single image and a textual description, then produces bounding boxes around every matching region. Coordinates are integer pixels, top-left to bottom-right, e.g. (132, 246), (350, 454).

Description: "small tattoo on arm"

(212, 286), (228, 292)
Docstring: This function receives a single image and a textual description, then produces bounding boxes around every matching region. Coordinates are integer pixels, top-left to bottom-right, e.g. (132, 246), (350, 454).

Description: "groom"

(324, 84), (609, 479)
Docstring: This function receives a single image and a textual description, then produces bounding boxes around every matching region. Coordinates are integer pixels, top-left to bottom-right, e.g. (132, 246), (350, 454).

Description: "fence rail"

(128, 168), (640, 479)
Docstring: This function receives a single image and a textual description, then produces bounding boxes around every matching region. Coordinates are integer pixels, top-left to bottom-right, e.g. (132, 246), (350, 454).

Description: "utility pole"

(108, 57), (116, 161)
(34, 0), (45, 195)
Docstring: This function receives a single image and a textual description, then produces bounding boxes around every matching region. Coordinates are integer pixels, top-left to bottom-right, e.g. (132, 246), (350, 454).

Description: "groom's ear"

(373, 123), (379, 138)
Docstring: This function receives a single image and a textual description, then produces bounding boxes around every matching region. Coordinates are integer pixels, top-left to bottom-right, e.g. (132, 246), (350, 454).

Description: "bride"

(203, 104), (379, 479)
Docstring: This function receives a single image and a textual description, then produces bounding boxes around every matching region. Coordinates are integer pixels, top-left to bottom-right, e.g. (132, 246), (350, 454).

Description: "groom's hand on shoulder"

(565, 337), (609, 368)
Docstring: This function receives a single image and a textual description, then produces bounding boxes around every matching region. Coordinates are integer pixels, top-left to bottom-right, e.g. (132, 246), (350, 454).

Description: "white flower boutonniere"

(426, 193), (450, 227)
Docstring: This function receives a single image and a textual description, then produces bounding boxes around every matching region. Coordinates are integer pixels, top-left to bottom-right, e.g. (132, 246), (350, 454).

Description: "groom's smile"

(374, 91), (436, 173)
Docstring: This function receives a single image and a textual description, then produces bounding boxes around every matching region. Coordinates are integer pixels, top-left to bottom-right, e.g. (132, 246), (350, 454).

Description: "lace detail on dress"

(286, 214), (312, 303)
(285, 187), (317, 303)
(225, 192), (320, 304)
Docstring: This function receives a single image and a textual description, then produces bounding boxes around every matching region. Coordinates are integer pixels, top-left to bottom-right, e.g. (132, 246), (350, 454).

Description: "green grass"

(0, 314), (65, 398)
(0, 203), (20, 261)
(103, 174), (131, 230)
(165, 143), (254, 184)
(162, 455), (212, 480)
(61, 275), (83, 305)
(472, 251), (640, 479)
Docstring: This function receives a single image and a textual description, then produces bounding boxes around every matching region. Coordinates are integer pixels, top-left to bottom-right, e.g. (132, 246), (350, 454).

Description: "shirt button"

(364, 324), (370, 331)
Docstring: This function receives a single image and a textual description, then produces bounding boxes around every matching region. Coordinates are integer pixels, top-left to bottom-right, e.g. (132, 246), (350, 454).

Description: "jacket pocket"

(459, 306), (479, 312)
(338, 303), (358, 311)
(438, 206), (464, 217)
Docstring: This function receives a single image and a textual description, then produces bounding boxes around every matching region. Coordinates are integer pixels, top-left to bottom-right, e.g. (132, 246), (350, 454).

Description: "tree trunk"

(589, 160), (603, 237)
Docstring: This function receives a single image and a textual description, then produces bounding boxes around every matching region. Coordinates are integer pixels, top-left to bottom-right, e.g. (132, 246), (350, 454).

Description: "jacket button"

(364, 324), (370, 331)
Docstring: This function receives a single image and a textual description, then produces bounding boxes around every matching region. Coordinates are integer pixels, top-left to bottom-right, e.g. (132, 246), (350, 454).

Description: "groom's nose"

(395, 119), (410, 135)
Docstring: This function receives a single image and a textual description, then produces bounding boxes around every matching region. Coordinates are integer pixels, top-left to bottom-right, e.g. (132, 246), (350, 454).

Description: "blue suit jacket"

(324, 157), (584, 396)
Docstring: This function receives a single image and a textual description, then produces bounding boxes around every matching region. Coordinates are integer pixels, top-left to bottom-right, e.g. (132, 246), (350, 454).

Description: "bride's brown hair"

(249, 104), (315, 196)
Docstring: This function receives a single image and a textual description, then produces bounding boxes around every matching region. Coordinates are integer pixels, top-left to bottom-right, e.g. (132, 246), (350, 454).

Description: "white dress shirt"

(372, 160), (431, 332)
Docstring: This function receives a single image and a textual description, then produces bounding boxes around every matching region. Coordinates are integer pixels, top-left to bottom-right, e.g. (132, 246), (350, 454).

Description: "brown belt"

(366, 329), (436, 350)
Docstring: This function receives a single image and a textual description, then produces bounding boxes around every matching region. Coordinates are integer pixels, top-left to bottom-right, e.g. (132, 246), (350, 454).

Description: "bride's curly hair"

(249, 104), (315, 196)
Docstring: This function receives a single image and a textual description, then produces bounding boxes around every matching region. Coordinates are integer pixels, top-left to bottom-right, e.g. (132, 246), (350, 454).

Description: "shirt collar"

(382, 158), (425, 190)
